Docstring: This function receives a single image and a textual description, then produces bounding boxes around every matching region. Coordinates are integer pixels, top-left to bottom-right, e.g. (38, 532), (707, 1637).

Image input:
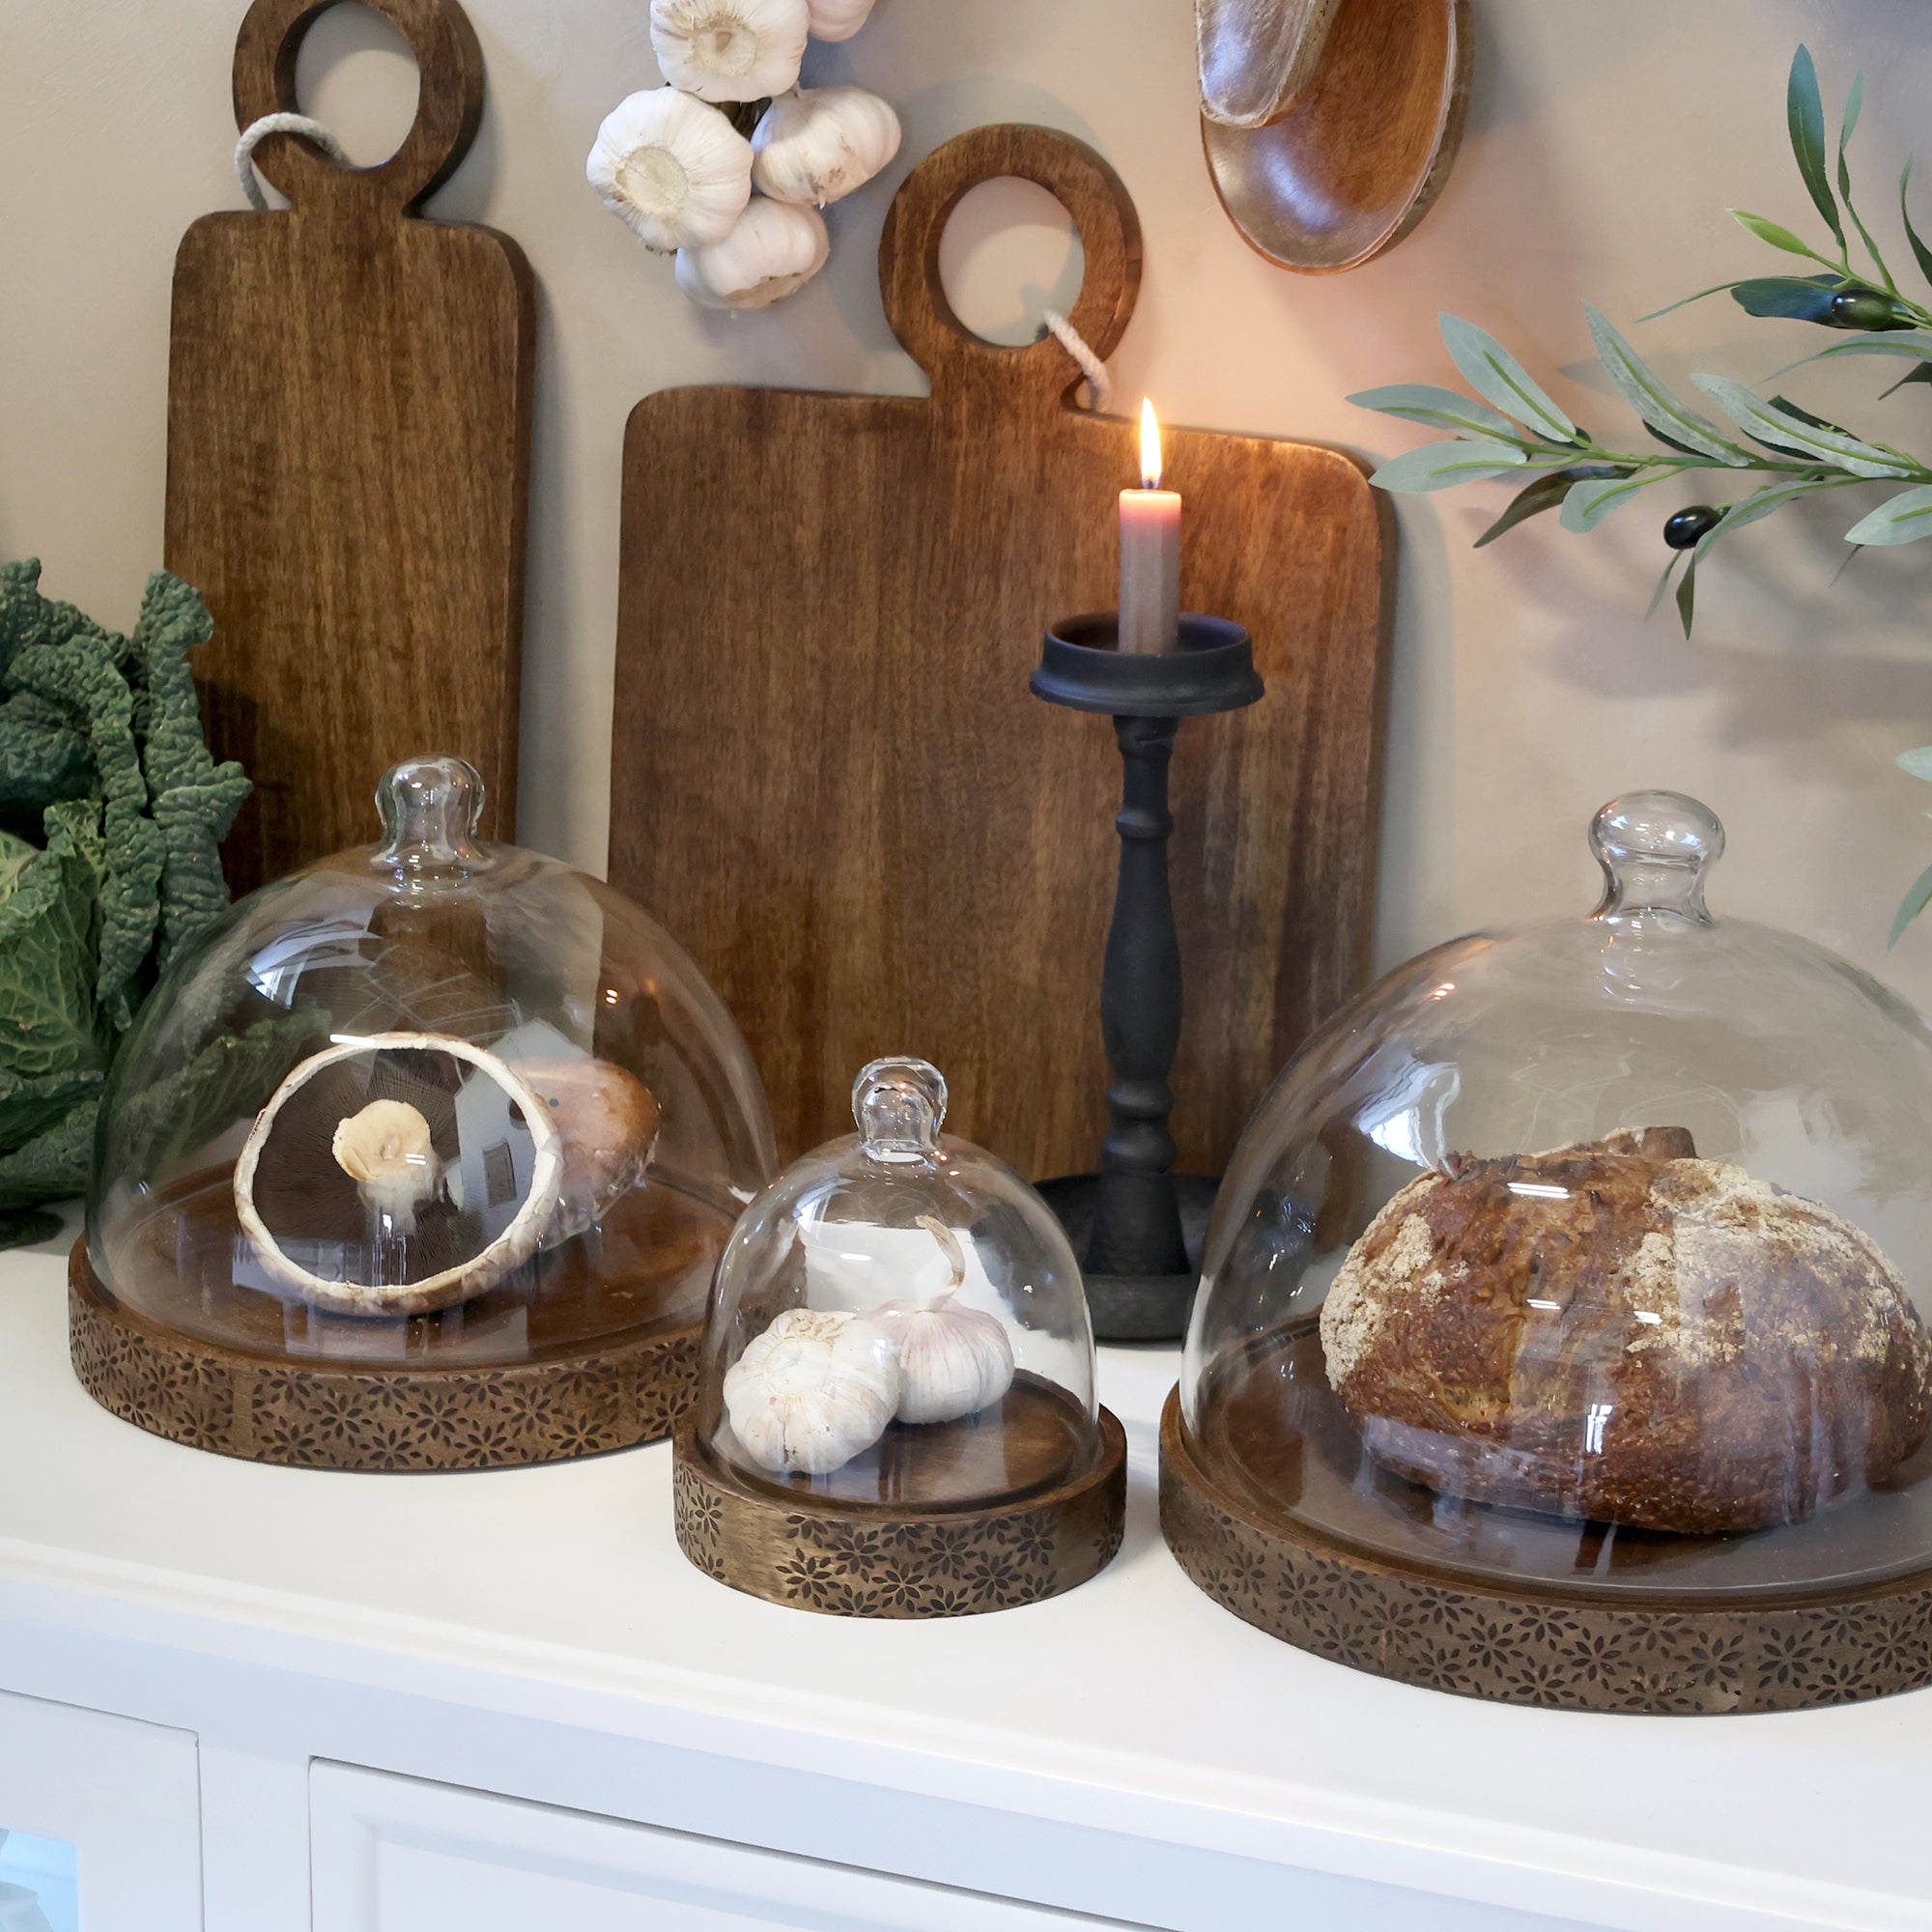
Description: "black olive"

(1663, 505), (1721, 550)
(1829, 287), (1902, 329)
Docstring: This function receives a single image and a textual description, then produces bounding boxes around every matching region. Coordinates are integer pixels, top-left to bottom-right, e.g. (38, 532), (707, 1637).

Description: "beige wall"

(6, 0), (1932, 1007)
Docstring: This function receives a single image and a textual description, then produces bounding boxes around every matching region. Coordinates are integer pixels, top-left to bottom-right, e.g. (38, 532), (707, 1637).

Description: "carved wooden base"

(69, 1241), (699, 1471)
(1160, 1389), (1932, 1715)
(673, 1406), (1127, 1618)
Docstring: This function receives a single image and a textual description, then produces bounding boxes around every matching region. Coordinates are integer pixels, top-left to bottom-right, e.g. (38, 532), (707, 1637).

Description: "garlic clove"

(869, 1296), (1015, 1426)
(331, 1098), (440, 1231)
(586, 87), (753, 252)
(650, 0), (810, 103)
(724, 1306), (900, 1473)
(675, 197), (830, 310)
(752, 85), (901, 208)
(804, 0), (876, 41)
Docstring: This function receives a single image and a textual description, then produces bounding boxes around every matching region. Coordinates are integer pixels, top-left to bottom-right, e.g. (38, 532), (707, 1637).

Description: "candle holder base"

(1037, 1172), (1220, 1343)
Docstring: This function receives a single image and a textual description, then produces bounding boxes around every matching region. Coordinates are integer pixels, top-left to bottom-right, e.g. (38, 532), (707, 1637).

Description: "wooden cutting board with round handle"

(611, 125), (1388, 1180)
(166, 0), (532, 893)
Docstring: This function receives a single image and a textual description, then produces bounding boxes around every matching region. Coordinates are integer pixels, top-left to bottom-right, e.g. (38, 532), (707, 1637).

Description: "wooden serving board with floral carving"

(611, 125), (1388, 1179)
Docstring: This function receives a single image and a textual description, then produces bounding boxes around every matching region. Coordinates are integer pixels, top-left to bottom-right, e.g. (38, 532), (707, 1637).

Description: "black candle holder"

(1031, 612), (1264, 1342)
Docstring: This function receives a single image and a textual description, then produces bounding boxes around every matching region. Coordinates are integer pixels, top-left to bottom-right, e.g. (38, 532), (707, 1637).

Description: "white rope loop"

(1040, 307), (1113, 413)
(235, 112), (349, 211)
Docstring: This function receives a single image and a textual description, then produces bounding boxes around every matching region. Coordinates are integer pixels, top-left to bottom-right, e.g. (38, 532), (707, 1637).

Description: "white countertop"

(1, 1216), (1928, 1932)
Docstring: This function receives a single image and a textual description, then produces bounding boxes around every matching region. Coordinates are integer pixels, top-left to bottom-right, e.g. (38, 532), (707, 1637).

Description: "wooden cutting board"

(611, 125), (1388, 1180)
(166, 0), (532, 892)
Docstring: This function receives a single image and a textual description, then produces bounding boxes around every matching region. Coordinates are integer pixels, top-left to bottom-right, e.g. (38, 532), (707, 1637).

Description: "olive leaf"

(1837, 71), (1863, 188)
(1346, 384), (1521, 440)
(1730, 209), (1825, 260)
(1892, 855), (1932, 947)
(1770, 329), (1932, 378)
(1834, 72), (1895, 290)
(1690, 373), (1911, 475)
(1674, 554), (1698, 637)
(1883, 364), (1932, 399)
(1785, 45), (1844, 249)
(1690, 477), (1836, 563)
(1769, 394), (1855, 437)
(1844, 484), (1932, 545)
(1559, 468), (1662, 533)
(1896, 747), (1932, 781)
(1731, 274), (1842, 323)
(1368, 439), (1527, 493)
(1639, 281), (1761, 323)
(1582, 304), (1747, 463)
(1644, 551), (1685, 619)
(1901, 158), (1932, 290)
(1436, 314), (1577, 442)
(1474, 465), (1630, 548)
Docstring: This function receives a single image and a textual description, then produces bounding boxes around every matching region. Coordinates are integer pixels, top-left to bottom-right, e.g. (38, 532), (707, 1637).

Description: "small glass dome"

(1182, 791), (1932, 1602)
(696, 1056), (1100, 1507)
(88, 754), (775, 1371)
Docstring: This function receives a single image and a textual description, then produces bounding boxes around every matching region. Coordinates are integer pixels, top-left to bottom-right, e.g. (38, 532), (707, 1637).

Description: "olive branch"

(1352, 45), (1932, 640)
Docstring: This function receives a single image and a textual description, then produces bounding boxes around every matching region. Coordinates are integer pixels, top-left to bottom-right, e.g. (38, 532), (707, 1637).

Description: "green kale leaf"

(0, 560), (247, 1226)
(128, 571), (249, 967)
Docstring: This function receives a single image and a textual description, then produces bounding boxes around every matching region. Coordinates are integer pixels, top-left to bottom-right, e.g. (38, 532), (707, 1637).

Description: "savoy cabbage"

(0, 559), (247, 1246)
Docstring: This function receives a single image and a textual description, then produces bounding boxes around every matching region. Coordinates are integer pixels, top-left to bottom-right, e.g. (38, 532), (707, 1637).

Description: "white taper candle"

(1119, 398), (1180, 654)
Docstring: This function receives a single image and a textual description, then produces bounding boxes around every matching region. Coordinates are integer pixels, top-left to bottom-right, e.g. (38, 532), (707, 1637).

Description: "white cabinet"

(311, 1762), (1143, 1932)
(0, 1690), (199, 1931)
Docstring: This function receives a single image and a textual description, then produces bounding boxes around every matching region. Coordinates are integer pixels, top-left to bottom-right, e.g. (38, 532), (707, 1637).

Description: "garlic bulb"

(331, 1099), (440, 1231)
(675, 198), (830, 310)
(803, 0), (876, 41)
(586, 88), (753, 251)
(650, 0), (810, 103)
(867, 1217), (1015, 1425)
(724, 1307), (900, 1473)
(752, 86), (901, 208)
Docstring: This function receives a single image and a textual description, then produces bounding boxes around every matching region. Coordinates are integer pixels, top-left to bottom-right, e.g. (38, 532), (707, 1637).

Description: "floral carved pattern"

(1158, 1394), (1932, 1716)
(70, 1263), (700, 1472)
(670, 1412), (1128, 1620)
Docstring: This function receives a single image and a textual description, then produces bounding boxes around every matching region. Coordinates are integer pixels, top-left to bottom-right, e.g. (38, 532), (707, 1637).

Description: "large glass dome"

(1181, 791), (1932, 1604)
(695, 1056), (1100, 1509)
(85, 754), (775, 1381)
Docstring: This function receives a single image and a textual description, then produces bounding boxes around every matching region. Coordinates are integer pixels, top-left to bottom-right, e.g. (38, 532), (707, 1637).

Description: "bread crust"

(1320, 1129), (1932, 1534)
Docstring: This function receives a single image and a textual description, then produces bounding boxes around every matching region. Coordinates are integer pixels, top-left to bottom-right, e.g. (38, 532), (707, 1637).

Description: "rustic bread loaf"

(1319, 1128), (1932, 1533)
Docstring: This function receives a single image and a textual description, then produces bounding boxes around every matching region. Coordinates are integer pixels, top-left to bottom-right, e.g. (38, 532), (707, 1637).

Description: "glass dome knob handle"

(854, 1056), (948, 1162)
(1590, 790), (1723, 922)
(374, 754), (487, 868)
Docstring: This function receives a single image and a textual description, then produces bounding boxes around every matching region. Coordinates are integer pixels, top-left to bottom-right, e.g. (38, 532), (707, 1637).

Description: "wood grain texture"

(1160, 1388), (1932, 1715)
(1202, 0), (1472, 272)
(611, 125), (1389, 1180)
(673, 1398), (1128, 1618)
(166, 0), (532, 892)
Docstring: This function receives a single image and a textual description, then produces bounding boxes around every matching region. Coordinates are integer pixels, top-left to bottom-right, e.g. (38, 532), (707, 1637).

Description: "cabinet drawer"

(312, 1762), (1142, 1931)
(0, 1690), (200, 1931)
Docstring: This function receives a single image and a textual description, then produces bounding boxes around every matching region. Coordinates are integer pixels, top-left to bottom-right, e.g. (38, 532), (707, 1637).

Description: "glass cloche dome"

(1180, 791), (1932, 1605)
(80, 754), (775, 1462)
(696, 1056), (1101, 1507)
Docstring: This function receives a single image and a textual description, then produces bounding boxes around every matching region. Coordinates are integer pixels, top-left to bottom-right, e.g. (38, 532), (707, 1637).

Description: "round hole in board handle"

(293, 0), (422, 168)
(936, 176), (1088, 349)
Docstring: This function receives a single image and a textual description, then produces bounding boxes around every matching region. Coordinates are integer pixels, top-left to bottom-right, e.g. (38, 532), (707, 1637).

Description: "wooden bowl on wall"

(1201, 0), (1473, 273)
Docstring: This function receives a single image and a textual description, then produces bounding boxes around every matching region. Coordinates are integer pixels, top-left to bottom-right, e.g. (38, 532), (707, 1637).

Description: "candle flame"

(1139, 397), (1163, 490)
